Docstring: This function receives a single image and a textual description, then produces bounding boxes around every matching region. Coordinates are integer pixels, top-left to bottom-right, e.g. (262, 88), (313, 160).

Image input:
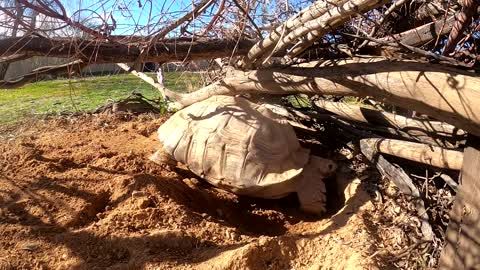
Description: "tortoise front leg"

(149, 149), (177, 167)
(296, 172), (328, 215)
(296, 156), (337, 215)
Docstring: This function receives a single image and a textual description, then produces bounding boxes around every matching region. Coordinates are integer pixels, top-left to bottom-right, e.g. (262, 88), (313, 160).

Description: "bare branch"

(240, 0), (350, 69)
(283, 0), (389, 60)
(116, 63), (180, 103)
(442, 0), (479, 55)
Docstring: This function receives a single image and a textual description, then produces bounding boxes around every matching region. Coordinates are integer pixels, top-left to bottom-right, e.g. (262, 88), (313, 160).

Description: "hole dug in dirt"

(65, 190), (111, 227)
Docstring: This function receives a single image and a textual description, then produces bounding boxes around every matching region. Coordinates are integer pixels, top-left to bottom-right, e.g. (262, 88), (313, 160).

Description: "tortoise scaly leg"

(296, 156), (337, 215)
(149, 149), (177, 167)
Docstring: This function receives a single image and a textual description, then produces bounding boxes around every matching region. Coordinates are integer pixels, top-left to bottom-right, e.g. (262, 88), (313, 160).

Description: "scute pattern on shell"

(158, 95), (310, 198)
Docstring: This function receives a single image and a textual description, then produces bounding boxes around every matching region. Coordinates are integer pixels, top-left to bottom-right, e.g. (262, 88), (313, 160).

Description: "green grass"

(0, 72), (202, 125)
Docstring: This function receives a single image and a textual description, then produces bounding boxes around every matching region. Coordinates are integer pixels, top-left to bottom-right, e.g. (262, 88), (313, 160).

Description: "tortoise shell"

(157, 95), (311, 198)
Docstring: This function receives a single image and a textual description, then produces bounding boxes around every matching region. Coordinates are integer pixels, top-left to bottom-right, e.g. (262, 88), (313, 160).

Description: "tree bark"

(314, 99), (465, 138)
(0, 37), (258, 64)
(376, 15), (456, 47)
(439, 139), (480, 269)
(240, 0), (350, 68)
(360, 138), (464, 170)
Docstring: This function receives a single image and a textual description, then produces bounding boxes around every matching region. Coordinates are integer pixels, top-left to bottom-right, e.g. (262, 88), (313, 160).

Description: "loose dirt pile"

(0, 113), (436, 269)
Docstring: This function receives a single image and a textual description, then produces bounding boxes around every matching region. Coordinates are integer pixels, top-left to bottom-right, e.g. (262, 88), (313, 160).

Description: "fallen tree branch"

(314, 99), (465, 138)
(360, 138), (464, 170)
(438, 173), (458, 191)
(283, 0), (389, 60)
(0, 53), (30, 64)
(168, 57), (480, 137)
(414, 0), (459, 22)
(240, 0), (350, 68)
(343, 32), (470, 67)
(0, 37), (257, 64)
(375, 15), (456, 47)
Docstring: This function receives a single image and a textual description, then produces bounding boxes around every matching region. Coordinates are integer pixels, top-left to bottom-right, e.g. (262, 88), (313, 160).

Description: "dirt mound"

(0, 113), (427, 269)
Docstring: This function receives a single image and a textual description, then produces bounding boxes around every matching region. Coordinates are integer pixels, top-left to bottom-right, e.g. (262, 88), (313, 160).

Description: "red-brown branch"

(442, 0), (479, 55)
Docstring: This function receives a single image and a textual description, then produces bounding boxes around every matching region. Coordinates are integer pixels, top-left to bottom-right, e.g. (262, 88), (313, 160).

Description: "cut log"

(438, 139), (480, 269)
(168, 57), (480, 137)
(360, 139), (434, 241)
(314, 100), (465, 138)
(377, 16), (456, 47)
(360, 138), (464, 170)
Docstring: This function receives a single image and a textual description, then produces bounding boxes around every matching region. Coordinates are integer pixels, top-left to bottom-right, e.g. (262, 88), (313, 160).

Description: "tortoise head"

(308, 155), (337, 178)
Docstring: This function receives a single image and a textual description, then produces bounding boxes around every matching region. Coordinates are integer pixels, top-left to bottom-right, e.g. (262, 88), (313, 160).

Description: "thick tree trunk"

(0, 37), (258, 63)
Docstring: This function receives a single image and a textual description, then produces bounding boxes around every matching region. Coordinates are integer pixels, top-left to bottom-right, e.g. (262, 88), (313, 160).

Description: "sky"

(0, 0), (311, 37)
(65, 0), (220, 36)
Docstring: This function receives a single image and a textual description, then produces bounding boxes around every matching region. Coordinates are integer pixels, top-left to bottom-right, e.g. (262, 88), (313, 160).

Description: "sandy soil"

(0, 113), (423, 270)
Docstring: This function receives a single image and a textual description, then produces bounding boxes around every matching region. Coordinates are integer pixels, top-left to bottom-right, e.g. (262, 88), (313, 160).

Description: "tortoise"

(150, 95), (337, 214)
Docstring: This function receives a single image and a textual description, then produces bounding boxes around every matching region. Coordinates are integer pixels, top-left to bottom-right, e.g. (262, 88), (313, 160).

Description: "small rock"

(133, 212), (148, 220)
(132, 191), (145, 198)
(105, 205), (112, 211)
(225, 229), (239, 241)
(182, 178), (200, 189)
(136, 198), (151, 209)
(61, 253), (68, 260)
(20, 242), (39, 251)
(338, 147), (354, 160)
